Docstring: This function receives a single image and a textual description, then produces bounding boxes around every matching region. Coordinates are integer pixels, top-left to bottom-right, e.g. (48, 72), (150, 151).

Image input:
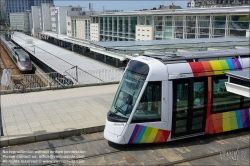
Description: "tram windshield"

(109, 60), (149, 121)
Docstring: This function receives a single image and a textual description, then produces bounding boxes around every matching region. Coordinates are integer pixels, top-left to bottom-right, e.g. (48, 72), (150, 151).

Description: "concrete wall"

(41, 3), (53, 31)
(58, 7), (72, 34)
(31, 6), (41, 35)
(135, 25), (154, 41)
(90, 23), (99, 41)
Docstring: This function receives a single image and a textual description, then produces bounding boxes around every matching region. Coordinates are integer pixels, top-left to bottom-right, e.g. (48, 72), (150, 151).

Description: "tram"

(104, 48), (250, 144)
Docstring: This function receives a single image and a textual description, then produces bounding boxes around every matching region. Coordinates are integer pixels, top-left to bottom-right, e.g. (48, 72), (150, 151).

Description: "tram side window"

(132, 81), (161, 123)
(212, 76), (241, 113)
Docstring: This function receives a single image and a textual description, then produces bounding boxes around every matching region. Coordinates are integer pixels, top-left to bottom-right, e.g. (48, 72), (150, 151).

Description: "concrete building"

(10, 11), (31, 33)
(31, 5), (76, 36)
(31, 6), (41, 35)
(66, 7), (91, 40)
(41, 3), (53, 32)
(51, 6), (72, 35)
(4, 0), (54, 24)
(187, 0), (250, 8)
(35, 6), (249, 42)
(31, 3), (53, 35)
(90, 6), (250, 41)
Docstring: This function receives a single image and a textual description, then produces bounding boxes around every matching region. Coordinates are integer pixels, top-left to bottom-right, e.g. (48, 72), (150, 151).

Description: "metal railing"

(1, 68), (124, 93)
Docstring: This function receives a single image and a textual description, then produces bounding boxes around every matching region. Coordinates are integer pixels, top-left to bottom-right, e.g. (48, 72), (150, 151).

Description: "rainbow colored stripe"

(206, 109), (250, 134)
(128, 125), (170, 144)
(189, 59), (242, 77)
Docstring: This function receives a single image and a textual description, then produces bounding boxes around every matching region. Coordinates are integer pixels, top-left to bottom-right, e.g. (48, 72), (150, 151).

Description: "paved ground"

(1, 129), (249, 165)
(1, 84), (118, 140)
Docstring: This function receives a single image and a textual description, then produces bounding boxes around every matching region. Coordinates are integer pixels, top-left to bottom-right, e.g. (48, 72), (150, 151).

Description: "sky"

(54, 0), (189, 11)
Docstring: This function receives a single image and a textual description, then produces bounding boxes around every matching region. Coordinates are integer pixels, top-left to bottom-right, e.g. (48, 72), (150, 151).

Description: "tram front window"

(108, 60), (149, 122)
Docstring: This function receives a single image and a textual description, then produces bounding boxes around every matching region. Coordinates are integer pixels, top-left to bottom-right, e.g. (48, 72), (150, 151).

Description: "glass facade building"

(92, 16), (137, 41)
(91, 7), (250, 41)
(5, 0), (54, 23)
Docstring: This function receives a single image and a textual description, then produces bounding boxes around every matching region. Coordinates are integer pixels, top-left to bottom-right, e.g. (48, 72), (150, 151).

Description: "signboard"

(26, 39), (33, 44)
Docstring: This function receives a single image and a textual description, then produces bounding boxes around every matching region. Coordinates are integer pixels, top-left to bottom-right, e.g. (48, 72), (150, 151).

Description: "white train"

(1, 36), (32, 72)
(104, 48), (250, 144)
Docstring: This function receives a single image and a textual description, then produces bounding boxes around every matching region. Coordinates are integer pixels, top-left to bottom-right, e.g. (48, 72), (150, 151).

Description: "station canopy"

(225, 70), (250, 98)
(92, 37), (250, 56)
(226, 70), (250, 81)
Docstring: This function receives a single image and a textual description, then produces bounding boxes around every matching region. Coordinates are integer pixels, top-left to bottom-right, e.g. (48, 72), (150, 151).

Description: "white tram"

(104, 48), (250, 144)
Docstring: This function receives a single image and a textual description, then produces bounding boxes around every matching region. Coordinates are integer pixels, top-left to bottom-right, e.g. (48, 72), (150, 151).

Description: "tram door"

(171, 77), (207, 138)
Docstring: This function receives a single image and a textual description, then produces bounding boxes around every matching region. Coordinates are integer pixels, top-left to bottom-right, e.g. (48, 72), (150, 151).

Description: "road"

(0, 129), (249, 165)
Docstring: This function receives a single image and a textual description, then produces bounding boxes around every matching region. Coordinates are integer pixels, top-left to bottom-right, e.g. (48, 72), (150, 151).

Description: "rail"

(0, 68), (124, 93)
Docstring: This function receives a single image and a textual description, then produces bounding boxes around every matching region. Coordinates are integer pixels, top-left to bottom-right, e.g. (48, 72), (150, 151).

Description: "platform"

(11, 32), (123, 84)
(0, 84), (118, 147)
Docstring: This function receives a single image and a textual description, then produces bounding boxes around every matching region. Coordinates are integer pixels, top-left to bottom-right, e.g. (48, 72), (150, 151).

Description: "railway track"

(1, 43), (55, 93)
(161, 146), (249, 166)
(0, 44), (21, 75)
(1, 129), (249, 165)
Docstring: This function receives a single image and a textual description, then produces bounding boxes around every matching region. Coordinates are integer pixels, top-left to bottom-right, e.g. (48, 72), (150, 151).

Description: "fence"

(1, 68), (124, 93)
(64, 68), (124, 84)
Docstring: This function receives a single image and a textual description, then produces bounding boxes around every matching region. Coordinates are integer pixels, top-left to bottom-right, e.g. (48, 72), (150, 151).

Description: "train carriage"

(0, 36), (32, 72)
(104, 48), (250, 144)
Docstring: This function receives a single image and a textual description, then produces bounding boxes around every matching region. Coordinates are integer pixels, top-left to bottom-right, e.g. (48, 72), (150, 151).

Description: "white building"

(31, 3), (53, 35)
(41, 3), (53, 32)
(31, 6), (41, 35)
(50, 6), (72, 34)
(31, 4), (76, 36)
(90, 6), (250, 41)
